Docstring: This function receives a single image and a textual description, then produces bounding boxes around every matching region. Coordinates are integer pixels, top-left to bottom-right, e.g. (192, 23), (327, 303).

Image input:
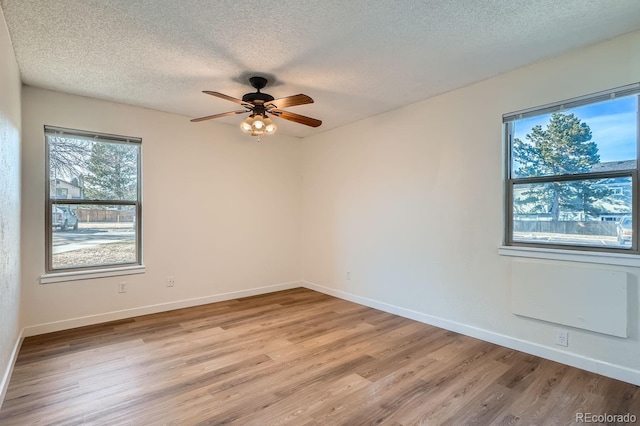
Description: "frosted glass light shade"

(264, 117), (277, 134)
(252, 115), (265, 130)
(240, 116), (253, 132)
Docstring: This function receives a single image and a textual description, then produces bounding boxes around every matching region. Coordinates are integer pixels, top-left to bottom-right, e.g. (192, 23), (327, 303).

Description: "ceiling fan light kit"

(191, 75), (321, 139)
(240, 114), (277, 137)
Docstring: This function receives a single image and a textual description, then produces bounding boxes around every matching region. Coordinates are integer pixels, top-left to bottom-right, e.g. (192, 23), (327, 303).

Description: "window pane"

(512, 177), (633, 248)
(49, 136), (139, 201)
(511, 95), (638, 178)
(51, 204), (138, 270)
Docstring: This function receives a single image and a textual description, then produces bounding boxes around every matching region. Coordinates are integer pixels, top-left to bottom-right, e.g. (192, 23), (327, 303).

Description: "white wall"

(21, 87), (302, 332)
(301, 31), (640, 383)
(0, 7), (21, 404)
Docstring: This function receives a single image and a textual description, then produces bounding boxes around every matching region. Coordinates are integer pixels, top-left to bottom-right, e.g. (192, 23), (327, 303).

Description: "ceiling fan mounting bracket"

(243, 76), (275, 104)
(249, 76), (268, 91)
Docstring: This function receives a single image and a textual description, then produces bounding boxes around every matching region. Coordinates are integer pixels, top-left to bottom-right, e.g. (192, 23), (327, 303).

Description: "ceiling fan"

(191, 76), (322, 137)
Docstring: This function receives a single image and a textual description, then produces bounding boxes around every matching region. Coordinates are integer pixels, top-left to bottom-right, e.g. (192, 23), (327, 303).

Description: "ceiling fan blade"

(271, 109), (322, 128)
(190, 110), (247, 122)
(266, 94), (314, 109)
(203, 91), (254, 107)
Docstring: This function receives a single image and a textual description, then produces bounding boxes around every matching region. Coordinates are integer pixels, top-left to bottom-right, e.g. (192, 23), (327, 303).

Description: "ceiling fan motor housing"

(242, 92), (275, 104)
(243, 76), (275, 104)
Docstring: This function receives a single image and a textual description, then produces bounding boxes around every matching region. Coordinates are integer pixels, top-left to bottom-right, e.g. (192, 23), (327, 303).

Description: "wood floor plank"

(231, 373), (372, 425)
(0, 288), (637, 425)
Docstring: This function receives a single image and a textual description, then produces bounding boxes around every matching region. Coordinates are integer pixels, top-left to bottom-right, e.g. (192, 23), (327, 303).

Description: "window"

(45, 126), (142, 273)
(504, 84), (639, 253)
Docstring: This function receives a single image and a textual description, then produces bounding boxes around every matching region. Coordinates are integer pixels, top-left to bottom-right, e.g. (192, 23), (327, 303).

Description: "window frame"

(44, 126), (143, 274)
(503, 83), (640, 255)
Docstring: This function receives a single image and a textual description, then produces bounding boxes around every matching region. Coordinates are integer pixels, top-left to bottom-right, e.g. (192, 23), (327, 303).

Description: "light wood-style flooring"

(1, 288), (638, 425)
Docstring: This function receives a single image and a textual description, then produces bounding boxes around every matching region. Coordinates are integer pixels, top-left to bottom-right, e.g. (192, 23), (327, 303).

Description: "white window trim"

(498, 245), (640, 267)
(40, 265), (146, 284)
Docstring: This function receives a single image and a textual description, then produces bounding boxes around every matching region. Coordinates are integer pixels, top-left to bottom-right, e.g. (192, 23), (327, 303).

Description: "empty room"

(1, 1), (640, 424)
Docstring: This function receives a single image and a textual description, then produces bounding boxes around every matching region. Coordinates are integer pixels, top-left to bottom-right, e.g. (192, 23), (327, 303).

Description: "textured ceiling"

(2, 0), (640, 138)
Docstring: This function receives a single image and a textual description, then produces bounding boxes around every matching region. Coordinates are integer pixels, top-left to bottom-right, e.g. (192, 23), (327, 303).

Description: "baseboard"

(302, 281), (640, 386)
(23, 281), (302, 337)
(0, 328), (23, 410)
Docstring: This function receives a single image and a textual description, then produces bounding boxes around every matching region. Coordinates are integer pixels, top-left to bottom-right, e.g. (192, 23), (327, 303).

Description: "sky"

(513, 95), (638, 163)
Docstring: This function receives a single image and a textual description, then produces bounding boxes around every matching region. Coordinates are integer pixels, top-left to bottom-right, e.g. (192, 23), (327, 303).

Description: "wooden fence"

(513, 220), (617, 237)
(76, 209), (134, 223)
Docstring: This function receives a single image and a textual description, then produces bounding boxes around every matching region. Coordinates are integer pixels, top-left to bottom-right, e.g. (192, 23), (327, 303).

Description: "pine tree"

(513, 113), (608, 221)
(84, 142), (138, 201)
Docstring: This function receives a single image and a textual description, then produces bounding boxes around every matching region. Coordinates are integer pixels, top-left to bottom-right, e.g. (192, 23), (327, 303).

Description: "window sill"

(498, 246), (640, 267)
(40, 265), (146, 284)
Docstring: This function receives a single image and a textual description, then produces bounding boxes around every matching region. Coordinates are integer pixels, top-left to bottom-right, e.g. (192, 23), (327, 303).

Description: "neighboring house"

(50, 178), (83, 199)
(589, 159), (637, 173)
(590, 160), (634, 221)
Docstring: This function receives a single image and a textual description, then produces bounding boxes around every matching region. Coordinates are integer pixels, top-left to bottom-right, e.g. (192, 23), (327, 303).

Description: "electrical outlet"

(118, 282), (127, 293)
(346, 271), (351, 280)
(167, 276), (175, 287)
(555, 330), (569, 347)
